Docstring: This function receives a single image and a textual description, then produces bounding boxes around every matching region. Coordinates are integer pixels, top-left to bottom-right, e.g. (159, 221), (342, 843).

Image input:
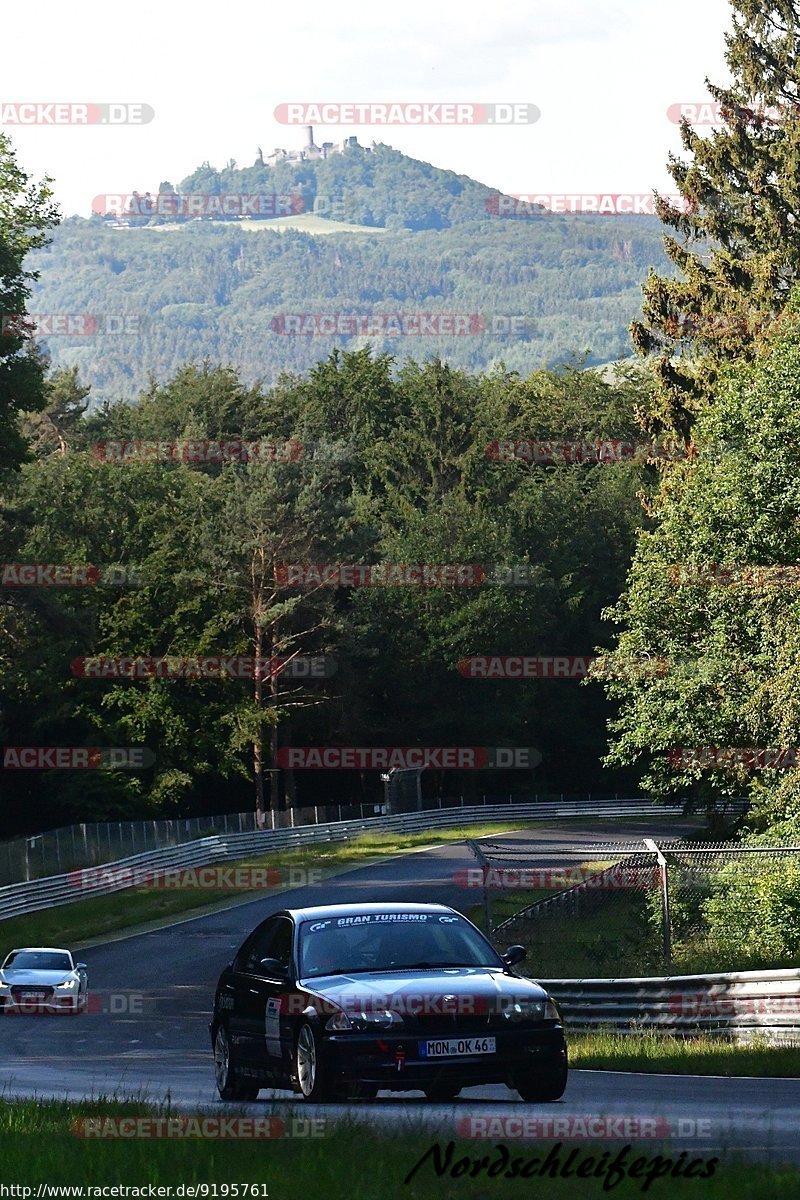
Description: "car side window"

(268, 918), (293, 971)
(238, 920), (279, 973)
(237, 917), (294, 974)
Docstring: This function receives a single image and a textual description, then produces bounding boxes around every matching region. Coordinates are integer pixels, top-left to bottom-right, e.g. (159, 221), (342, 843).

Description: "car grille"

(411, 1011), (506, 1035)
(10, 987), (54, 1001)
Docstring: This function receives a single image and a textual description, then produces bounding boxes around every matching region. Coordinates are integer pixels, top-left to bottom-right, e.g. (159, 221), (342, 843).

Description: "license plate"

(419, 1036), (496, 1058)
(19, 992), (45, 1001)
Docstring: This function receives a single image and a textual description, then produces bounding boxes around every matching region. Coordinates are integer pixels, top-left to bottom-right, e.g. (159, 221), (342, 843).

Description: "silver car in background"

(0, 947), (88, 1014)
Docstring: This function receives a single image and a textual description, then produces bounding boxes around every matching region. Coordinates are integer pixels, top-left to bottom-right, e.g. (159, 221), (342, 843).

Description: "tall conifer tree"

(632, 0), (800, 435)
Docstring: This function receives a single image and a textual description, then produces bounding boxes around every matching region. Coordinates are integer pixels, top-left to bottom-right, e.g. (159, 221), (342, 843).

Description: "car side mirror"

(259, 957), (289, 978)
(502, 945), (527, 967)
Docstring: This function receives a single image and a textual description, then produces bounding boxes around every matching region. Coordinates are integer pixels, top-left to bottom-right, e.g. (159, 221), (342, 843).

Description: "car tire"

(423, 1085), (462, 1102)
(514, 1055), (568, 1102)
(295, 1022), (338, 1102)
(214, 1024), (260, 1102)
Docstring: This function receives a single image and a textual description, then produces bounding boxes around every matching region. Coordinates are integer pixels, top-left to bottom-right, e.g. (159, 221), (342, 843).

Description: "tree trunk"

(270, 623), (281, 811)
(254, 623), (266, 828)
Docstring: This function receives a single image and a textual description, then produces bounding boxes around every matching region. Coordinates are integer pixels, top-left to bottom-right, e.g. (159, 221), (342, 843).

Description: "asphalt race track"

(2, 819), (799, 1166)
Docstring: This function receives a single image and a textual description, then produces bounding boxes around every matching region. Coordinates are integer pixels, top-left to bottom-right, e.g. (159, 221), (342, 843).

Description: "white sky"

(3, 0), (733, 217)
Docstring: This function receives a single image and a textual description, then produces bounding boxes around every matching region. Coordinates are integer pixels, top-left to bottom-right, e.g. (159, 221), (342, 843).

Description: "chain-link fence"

(0, 802), (386, 885)
(468, 837), (800, 977)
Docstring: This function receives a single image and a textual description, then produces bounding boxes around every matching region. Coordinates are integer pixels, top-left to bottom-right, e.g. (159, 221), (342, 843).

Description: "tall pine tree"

(632, 0), (800, 436)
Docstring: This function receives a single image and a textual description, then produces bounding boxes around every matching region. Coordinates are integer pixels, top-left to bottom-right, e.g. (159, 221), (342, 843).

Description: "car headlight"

(0, 981), (9, 991)
(504, 998), (560, 1022)
(56, 979), (77, 989)
(325, 1010), (353, 1032)
(325, 1008), (404, 1032)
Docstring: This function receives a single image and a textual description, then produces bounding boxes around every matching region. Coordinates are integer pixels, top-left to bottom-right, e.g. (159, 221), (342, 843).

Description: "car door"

(225, 921), (279, 1064)
(237, 916), (295, 1078)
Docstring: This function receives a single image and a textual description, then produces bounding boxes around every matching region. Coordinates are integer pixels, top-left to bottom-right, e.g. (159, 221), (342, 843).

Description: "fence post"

(645, 838), (671, 970)
(467, 840), (492, 935)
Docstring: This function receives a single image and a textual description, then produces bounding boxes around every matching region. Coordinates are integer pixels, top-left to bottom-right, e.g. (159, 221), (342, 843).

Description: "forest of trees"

(0, 347), (654, 833)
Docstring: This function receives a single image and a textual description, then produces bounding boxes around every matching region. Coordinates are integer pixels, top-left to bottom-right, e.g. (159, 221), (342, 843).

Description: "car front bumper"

(320, 1024), (566, 1089)
(0, 991), (84, 1014)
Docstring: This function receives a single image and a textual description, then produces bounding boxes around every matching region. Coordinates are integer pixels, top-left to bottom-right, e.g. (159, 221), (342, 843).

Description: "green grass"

(473, 882), (665, 978)
(568, 1030), (800, 1076)
(147, 213), (389, 235)
(0, 822), (532, 950)
(0, 1097), (796, 1196)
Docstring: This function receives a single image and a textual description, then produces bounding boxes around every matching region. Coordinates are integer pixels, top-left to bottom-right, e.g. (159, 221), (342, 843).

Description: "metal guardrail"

(0, 798), (683, 922)
(2, 793), (666, 886)
(538, 969), (800, 1043)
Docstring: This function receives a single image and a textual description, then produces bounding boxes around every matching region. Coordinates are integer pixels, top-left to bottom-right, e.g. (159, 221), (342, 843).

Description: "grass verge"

(568, 1030), (800, 1076)
(0, 1097), (796, 1196)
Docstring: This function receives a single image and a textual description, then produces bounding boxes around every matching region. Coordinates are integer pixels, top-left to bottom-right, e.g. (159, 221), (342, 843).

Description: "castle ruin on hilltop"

(256, 126), (376, 167)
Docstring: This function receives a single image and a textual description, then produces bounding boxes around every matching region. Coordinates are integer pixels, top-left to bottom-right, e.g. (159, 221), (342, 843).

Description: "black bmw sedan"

(210, 902), (567, 1103)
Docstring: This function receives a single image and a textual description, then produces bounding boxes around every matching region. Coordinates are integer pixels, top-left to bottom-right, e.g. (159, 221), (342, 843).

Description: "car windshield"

(3, 951), (73, 972)
(298, 912), (503, 978)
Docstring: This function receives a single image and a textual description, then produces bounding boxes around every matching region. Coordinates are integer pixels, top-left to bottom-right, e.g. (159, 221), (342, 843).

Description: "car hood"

(298, 967), (548, 1006)
(0, 970), (75, 986)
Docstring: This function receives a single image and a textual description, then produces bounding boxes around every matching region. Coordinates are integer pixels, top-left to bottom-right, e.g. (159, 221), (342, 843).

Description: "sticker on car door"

(265, 996), (282, 1056)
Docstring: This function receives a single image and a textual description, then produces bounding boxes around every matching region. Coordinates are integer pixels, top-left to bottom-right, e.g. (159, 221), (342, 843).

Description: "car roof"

(281, 902), (456, 923)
